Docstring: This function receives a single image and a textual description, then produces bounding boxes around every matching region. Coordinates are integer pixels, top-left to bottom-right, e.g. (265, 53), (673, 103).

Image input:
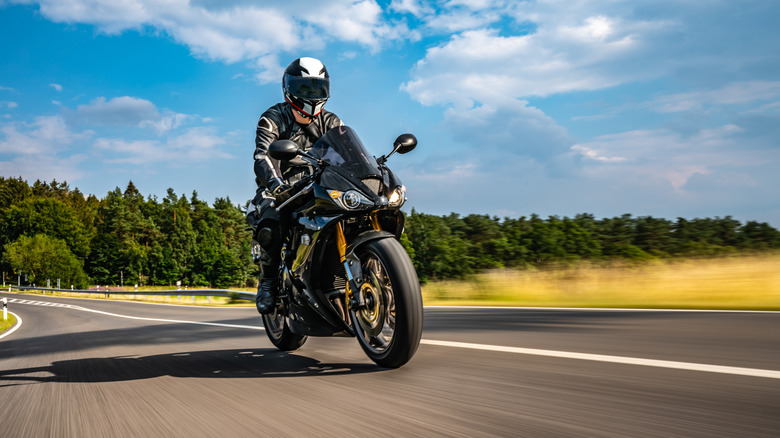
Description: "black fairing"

(267, 126), (412, 337)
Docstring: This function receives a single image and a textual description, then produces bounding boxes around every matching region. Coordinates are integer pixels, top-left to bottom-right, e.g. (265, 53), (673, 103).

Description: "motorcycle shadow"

(0, 349), (384, 385)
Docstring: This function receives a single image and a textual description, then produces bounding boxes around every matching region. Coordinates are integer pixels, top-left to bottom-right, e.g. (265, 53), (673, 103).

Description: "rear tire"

(262, 299), (307, 351)
(350, 238), (423, 368)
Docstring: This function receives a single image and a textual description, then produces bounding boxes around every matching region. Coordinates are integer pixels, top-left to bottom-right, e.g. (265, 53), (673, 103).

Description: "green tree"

(403, 210), (475, 281)
(461, 214), (508, 269)
(212, 196), (256, 287)
(740, 221), (780, 250)
(87, 183), (162, 285)
(525, 215), (569, 262)
(0, 176), (33, 210)
(0, 198), (92, 260)
(155, 189), (197, 285)
(4, 234), (89, 288)
(633, 216), (674, 256)
(500, 216), (532, 266)
(597, 214), (638, 257)
(561, 217), (601, 259)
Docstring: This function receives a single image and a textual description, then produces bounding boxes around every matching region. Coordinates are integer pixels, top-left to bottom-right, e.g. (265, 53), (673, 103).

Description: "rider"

(252, 57), (343, 314)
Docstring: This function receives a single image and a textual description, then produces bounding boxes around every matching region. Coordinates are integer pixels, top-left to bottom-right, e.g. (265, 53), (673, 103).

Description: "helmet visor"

(285, 76), (330, 100)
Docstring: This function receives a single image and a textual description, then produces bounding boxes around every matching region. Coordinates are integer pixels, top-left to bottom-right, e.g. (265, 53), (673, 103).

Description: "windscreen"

(309, 126), (382, 179)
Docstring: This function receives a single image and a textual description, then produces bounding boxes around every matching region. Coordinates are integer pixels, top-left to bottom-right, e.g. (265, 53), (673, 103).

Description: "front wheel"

(350, 238), (423, 368)
(262, 299), (307, 351)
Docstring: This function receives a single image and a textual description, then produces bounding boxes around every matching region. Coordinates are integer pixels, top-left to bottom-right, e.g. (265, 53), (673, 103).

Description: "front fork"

(335, 212), (382, 310)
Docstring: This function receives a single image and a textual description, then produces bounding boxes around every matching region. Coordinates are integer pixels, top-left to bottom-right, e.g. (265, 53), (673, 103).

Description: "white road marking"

(421, 339), (780, 380)
(0, 311), (23, 340)
(5, 297), (264, 331)
(75, 306), (265, 330)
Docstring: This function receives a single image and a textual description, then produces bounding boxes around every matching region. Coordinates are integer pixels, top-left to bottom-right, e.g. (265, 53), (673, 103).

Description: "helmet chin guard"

(285, 93), (326, 118)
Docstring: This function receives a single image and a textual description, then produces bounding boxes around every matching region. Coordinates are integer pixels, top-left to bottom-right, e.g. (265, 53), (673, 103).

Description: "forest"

(1, 177), (779, 288)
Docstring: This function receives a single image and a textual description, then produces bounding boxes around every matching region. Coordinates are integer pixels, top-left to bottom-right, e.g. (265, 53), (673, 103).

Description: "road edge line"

(0, 311), (23, 340)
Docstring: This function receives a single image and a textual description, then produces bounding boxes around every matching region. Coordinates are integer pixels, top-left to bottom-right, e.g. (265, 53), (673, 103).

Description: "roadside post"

(3, 297), (7, 321)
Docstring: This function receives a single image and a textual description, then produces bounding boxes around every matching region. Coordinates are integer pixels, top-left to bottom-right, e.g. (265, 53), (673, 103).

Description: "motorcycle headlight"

(343, 190), (363, 209)
(388, 185), (406, 207)
(327, 189), (374, 210)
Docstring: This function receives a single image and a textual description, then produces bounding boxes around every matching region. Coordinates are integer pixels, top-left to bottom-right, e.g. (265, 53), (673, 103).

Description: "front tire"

(262, 299), (307, 351)
(350, 238), (423, 368)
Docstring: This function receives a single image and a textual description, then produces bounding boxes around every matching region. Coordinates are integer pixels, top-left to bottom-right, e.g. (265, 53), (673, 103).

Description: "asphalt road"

(1, 291), (779, 437)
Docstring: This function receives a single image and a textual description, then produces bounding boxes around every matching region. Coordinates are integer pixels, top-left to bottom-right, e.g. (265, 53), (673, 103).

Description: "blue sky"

(1, 0), (779, 226)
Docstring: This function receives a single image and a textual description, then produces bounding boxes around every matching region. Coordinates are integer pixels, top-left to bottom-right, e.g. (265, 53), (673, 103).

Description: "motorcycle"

(248, 126), (423, 368)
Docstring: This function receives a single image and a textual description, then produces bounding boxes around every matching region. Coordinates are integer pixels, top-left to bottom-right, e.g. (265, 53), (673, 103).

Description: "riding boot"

(256, 262), (279, 314)
(255, 226), (281, 314)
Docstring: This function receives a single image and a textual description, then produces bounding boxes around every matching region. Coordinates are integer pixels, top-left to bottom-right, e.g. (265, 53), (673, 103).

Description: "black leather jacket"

(254, 102), (342, 191)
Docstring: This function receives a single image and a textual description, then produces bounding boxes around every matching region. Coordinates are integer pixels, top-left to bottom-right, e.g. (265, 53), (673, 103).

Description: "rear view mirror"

(268, 140), (301, 161)
(393, 134), (417, 154)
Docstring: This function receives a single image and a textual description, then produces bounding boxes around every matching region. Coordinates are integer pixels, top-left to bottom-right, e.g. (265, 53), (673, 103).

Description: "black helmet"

(283, 57), (330, 117)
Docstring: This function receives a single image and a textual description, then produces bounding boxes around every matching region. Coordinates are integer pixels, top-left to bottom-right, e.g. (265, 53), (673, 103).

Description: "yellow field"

(7, 254), (779, 311)
(422, 254), (780, 310)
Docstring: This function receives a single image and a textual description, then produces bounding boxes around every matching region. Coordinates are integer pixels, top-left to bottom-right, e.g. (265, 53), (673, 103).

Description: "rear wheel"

(262, 298), (307, 351)
(350, 238), (423, 368)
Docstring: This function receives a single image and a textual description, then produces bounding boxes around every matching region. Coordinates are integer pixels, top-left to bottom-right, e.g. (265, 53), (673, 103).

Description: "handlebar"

(274, 175), (315, 211)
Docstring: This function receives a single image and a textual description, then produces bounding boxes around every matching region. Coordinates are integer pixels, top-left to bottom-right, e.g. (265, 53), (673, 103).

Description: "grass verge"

(0, 313), (17, 333)
(421, 254), (780, 310)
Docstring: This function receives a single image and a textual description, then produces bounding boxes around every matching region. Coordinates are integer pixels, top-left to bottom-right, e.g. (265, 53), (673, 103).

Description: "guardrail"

(6, 285), (256, 303)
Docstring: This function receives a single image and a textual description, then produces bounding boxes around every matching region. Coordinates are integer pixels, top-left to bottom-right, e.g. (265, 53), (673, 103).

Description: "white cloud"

(0, 115), (90, 155)
(94, 127), (231, 165)
(392, 0), (508, 33)
(402, 13), (668, 108)
(139, 111), (192, 135)
(0, 86), (15, 91)
(441, 98), (572, 162)
(650, 81), (780, 113)
(49, 83), (63, 91)
(0, 154), (88, 183)
(66, 96), (159, 126)
(14, 0), (413, 78)
(301, 0), (391, 52)
(571, 124), (764, 192)
(253, 55), (284, 84)
(418, 8), (499, 33)
(1, 102), (18, 109)
(571, 145), (626, 163)
(63, 96), (193, 134)
(401, 1), (780, 111)
(399, 98), (575, 201)
(389, 0), (433, 17)
(166, 7), (299, 63)
(0, 115), (92, 182)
